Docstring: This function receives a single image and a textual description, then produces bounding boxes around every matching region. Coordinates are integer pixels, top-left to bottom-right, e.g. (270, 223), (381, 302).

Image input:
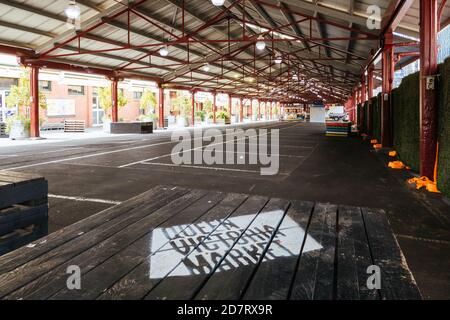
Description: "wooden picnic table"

(0, 185), (421, 300)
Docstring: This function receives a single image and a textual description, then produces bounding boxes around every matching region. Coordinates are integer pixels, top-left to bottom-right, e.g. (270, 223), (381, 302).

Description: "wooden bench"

(42, 123), (65, 131)
(64, 120), (85, 133)
(109, 122), (153, 134)
(0, 185), (421, 300)
(0, 171), (48, 256)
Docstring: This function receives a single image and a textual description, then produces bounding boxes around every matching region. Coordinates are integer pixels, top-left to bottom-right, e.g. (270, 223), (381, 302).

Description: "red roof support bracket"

(419, 0), (439, 179)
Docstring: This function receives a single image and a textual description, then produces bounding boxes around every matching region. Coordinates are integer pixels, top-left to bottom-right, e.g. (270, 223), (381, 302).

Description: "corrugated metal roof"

(0, 0), (448, 102)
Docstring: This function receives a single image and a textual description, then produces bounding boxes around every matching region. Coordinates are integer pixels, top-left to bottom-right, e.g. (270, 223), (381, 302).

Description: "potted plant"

(216, 110), (230, 125)
(5, 69), (47, 139)
(98, 86), (127, 132)
(172, 94), (192, 127)
(195, 110), (206, 125)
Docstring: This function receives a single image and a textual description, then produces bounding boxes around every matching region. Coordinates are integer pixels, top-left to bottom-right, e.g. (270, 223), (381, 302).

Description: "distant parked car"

(328, 112), (346, 121)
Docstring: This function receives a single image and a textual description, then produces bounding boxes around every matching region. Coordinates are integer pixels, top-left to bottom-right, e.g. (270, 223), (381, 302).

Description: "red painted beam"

(420, 0), (439, 179)
(0, 44), (35, 58)
(237, 97), (242, 122)
(213, 92), (217, 124)
(381, 31), (394, 147)
(111, 79), (119, 122)
(191, 90), (195, 126)
(29, 66), (40, 138)
(381, 0), (416, 33)
(158, 87), (164, 129)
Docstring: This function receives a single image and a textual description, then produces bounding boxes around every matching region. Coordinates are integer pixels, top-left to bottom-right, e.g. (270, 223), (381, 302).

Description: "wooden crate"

(64, 120), (85, 133)
(0, 171), (48, 255)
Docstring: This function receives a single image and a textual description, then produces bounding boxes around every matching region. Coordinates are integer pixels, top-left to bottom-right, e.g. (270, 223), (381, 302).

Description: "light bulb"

(203, 63), (210, 72)
(65, 1), (81, 19)
(256, 38), (266, 50)
(274, 56), (282, 64)
(159, 45), (169, 57)
(211, 0), (225, 6)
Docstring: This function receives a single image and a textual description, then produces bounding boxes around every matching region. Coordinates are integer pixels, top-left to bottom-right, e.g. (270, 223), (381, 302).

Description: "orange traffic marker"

(388, 161), (405, 169)
(370, 139), (377, 144)
(407, 177), (440, 193)
(389, 151), (397, 157)
(373, 143), (382, 150)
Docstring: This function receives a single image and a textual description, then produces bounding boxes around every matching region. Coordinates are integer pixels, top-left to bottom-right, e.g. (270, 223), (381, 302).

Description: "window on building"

(68, 85), (85, 95)
(133, 91), (143, 100)
(39, 80), (52, 92)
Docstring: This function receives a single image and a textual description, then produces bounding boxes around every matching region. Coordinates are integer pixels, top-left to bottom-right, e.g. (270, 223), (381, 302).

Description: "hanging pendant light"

(274, 55), (282, 64)
(65, 0), (81, 19)
(256, 37), (266, 50)
(211, 0), (225, 6)
(203, 63), (210, 72)
(159, 45), (169, 57)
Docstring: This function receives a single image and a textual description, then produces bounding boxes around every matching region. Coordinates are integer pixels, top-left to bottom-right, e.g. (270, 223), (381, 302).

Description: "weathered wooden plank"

(0, 180), (48, 210)
(101, 195), (268, 300)
(290, 203), (337, 300)
(0, 185), (178, 274)
(0, 171), (44, 184)
(336, 206), (379, 300)
(42, 190), (228, 300)
(0, 181), (13, 193)
(362, 207), (422, 300)
(193, 198), (290, 300)
(0, 187), (189, 297)
(242, 200), (314, 300)
(0, 204), (48, 236)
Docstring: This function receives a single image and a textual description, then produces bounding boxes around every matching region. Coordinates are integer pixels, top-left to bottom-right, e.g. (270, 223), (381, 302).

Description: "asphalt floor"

(0, 120), (449, 299)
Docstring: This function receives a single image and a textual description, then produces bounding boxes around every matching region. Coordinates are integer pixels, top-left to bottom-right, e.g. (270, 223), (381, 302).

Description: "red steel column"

(228, 94), (232, 119)
(239, 97), (243, 122)
(249, 99), (253, 119)
(158, 86), (164, 128)
(29, 66), (40, 138)
(257, 100), (260, 120)
(367, 62), (374, 135)
(419, 0), (439, 179)
(361, 77), (366, 103)
(270, 101), (273, 119)
(381, 30), (394, 146)
(111, 79), (118, 123)
(191, 90), (195, 126)
(213, 92), (217, 124)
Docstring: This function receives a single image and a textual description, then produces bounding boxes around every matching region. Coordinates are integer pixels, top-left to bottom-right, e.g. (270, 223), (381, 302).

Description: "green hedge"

(386, 57), (450, 198)
(392, 72), (420, 172)
(371, 93), (381, 142)
(437, 58), (450, 198)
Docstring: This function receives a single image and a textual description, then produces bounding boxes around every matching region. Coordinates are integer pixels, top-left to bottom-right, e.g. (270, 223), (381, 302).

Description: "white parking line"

(119, 122), (294, 168)
(139, 162), (263, 174)
(3, 122), (293, 171)
(48, 194), (121, 205)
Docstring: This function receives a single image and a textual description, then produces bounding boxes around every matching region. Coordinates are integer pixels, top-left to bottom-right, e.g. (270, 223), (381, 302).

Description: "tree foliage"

(140, 89), (157, 113)
(98, 86), (127, 114)
(5, 68), (47, 115)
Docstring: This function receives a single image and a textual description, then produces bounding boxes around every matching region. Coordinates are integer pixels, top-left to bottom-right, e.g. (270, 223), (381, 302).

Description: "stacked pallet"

(0, 171), (48, 255)
(0, 122), (6, 136)
(325, 121), (351, 137)
(64, 120), (85, 132)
